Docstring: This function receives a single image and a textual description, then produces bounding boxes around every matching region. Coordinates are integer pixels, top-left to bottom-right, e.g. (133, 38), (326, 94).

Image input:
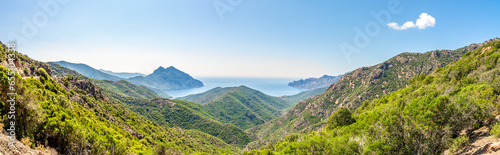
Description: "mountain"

(54, 61), (122, 81)
(50, 60), (250, 148)
(126, 66), (204, 90)
(48, 62), (172, 99)
(99, 69), (145, 79)
(247, 40), (483, 149)
(1, 44), (240, 154)
(288, 73), (347, 89)
(179, 86), (293, 130)
(247, 38), (500, 154)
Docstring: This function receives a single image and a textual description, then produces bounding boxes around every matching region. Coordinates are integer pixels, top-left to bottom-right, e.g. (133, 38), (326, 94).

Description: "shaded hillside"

(126, 66), (204, 90)
(47, 62), (90, 80)
(0, 44), (240, 154)
(54, 61), (122, 81)
(246, 38), (500, 154)
(94, 80), (172, 99)
(247, 40), (483, 149)
(288, 73), (346, 89)
(99, 69), (145, 79)
(177, 87), (235, 104)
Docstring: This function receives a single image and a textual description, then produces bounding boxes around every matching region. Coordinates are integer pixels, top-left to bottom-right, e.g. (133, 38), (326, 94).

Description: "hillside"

(279, 87), (328, 106)
(48, 62), (90, 80)
(179, 86), (293, 130)
(126, 66), (204, 90)
(247, 40), (483, 149)
(0, 44), (240, 154)
(177, 87), (235, 104)
(48, 62), (172, 99)
(50, 59), (252, 148)
(54, 61), (122, 81)
(116, 97), (255, 148)
(246, 38), (500, 154)
(94, 80), (172, 99)
(288, 73), (346, 89)
(99, 69), (145, 79)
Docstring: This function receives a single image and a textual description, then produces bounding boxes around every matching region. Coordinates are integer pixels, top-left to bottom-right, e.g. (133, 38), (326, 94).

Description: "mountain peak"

(154, 66), (179, 72)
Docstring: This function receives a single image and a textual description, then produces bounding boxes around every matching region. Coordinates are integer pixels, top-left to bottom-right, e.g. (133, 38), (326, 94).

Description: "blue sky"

(1, 0), (499, 78)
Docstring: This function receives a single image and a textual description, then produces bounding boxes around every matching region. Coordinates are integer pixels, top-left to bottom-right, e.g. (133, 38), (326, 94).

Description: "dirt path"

(447, 127), (500, 155)
(0, 131), (52, 155)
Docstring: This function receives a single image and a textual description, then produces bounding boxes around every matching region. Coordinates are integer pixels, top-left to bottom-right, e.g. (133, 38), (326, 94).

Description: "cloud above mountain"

(387, 13), (436, 30)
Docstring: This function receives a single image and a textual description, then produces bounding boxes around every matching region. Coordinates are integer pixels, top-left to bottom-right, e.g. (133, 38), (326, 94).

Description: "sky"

(1, 0), (499, 78)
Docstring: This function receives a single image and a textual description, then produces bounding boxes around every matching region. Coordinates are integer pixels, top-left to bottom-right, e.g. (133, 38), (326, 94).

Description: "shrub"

(448, 135), (469, 153)
(326, 107), (355, 130)
(21, 137), (32, 147)
(38, 68), (48, 79)
(491, 123), (500, 138)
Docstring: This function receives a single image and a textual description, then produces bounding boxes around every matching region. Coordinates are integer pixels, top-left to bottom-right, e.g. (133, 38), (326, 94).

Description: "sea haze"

(167, 77), (309, 98)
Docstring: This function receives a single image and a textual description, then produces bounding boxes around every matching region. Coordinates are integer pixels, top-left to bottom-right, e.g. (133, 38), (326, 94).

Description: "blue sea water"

(164, 77), (309, 98)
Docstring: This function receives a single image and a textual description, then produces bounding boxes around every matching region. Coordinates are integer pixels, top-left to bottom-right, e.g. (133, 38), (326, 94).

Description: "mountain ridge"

(246, 40), (486, 149)
(246, 38), (500, 154)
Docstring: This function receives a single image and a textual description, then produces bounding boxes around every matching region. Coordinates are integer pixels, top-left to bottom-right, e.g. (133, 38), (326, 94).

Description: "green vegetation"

(448, 135), (469, 154)
(180, 86), (292, 130)
(94, 79), (171, 99)
(50, 59), (251, 148)
(491, 123), (500, 138)
(54, 61), (123, 81)
(247, 42), (478, 148)
(116, 97), (255, 148)
(246, 39), (500, 154)
(47, 62), (90, 80)
(0, 48), (240, 154)
(325, 107), (355, 130)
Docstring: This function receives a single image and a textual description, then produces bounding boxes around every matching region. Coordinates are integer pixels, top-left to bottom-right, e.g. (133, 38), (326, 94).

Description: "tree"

(38, 68), (49, 79)
(326, 107), (355, 130)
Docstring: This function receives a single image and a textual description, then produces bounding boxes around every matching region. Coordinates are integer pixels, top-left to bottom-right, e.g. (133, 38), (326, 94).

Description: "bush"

(326, 107), (355, 130)
(38, 68), (48, 79)
(491, 123), (500, 138)
(448, 135), (469, 153)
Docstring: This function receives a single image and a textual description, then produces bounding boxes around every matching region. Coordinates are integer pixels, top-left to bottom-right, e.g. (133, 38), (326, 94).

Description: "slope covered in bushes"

(246, 39), (500, 154)
(0, 44), (240, 154)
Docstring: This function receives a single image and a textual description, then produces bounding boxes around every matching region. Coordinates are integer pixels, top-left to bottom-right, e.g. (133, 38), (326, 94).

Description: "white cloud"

(387, 13), (436, 30)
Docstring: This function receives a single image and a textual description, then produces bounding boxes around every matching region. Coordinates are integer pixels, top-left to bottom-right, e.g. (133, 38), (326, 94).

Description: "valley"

(3, 39), (500, 154)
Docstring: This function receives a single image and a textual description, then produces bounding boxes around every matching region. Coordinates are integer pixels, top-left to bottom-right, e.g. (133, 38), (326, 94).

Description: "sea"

(164, 77), (309, 98)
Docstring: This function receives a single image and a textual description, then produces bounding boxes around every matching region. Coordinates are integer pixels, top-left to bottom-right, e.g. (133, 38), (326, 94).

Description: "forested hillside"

(179, 86), (293, 130)
(247, 40), (484, 149)
(0, 43), (240, 154)
(245, 39), (500, 154)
